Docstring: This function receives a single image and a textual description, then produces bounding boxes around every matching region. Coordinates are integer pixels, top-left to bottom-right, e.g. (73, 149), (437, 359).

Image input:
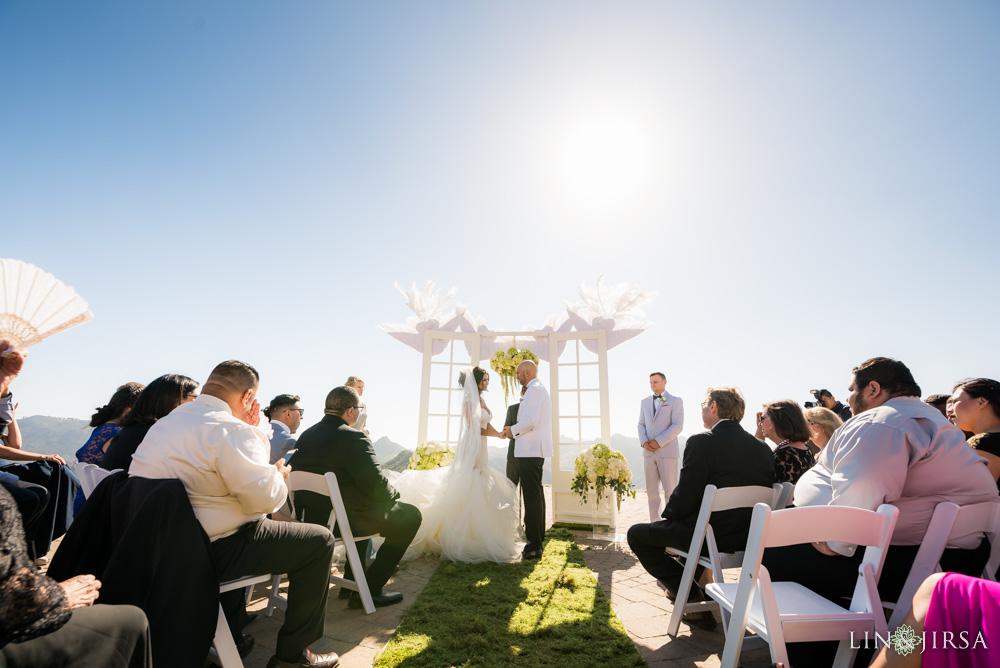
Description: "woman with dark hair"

(950, 378), (1000, 489)
(75, 383), (144, 465)
(390, 365), (521, 563)
(755, 399), (815, 484)
(100, 375), (199, 472)
(72, 383), (145, 513)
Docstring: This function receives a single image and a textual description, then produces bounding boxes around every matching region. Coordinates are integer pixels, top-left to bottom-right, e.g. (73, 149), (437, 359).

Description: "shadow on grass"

(375, 528), (645, 667)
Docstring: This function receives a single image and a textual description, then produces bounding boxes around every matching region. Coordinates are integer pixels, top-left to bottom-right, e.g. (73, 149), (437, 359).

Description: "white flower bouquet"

(408, 441), (455, 470)
(570, 443), (636, 510)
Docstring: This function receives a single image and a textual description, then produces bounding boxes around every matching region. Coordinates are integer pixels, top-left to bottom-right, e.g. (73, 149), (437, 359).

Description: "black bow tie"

(653, 395), (662, 400)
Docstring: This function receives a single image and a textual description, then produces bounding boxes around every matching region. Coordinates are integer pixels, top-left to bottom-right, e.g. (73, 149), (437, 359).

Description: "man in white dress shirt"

(637, 372), (684, 522)
(501, 360), (552, 560)
(130, 361), (339, 668)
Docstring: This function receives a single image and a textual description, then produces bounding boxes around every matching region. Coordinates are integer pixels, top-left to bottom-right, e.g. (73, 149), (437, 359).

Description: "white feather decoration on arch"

(0, 258), (94, 347)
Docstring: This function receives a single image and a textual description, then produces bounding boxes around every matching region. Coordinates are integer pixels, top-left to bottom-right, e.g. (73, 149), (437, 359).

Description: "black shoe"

(337, 588), (352, 600)
(236, 633), (255, 658)
(521, 549), (542, 560)
(348, 590), (403, 609)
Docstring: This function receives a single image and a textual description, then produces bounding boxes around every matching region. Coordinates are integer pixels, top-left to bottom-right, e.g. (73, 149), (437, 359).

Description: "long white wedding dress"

(390, 369), (524, 563)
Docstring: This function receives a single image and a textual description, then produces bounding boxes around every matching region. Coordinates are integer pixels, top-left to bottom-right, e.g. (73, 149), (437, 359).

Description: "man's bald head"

(516, 360), (538, 387)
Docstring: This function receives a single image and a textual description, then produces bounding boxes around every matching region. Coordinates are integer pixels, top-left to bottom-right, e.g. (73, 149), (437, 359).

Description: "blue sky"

(3, 1), (998, 447)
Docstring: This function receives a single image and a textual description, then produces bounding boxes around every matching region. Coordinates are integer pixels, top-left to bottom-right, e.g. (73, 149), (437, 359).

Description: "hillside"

(5, 415), (90, 463)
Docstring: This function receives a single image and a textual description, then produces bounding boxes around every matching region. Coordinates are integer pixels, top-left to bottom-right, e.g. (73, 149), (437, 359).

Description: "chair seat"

(220, 574), (272, 594)
(707, 581), (878, 642)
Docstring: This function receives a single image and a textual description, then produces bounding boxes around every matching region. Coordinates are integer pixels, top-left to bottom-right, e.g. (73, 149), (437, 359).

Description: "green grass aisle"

(374, 528), (645, 667)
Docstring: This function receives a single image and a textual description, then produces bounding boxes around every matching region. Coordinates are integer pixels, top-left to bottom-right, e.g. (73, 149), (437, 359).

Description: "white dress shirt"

(131, 393), (287, 540)
(511, 378), (553, 458)
(794, 396), (999, 555)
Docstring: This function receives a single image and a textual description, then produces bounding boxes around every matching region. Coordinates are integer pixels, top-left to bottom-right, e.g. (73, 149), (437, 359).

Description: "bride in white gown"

(390, 366), (524, 563)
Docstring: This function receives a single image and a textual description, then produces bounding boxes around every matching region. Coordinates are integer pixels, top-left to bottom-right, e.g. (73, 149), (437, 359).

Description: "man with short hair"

(638, 372), (684, 522)
(131, 361), (338, 668)
(627, 386), (775, 629)
(264, 394), (303, 464)
(290, 386), (421, 610)
(767, 357), (998, 624)
(500, 360), (552, 560)
(813, 388), (852, 422)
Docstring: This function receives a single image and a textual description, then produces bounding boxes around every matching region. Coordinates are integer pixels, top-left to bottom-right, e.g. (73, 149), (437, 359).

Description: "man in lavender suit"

(638, 372), (684, 522)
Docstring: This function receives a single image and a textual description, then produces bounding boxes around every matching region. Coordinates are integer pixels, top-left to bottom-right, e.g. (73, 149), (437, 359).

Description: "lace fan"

(0, 258), (94, 347)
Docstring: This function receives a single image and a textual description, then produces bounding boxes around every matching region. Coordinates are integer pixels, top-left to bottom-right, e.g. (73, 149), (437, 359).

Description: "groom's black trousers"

(517, 457), (545, 554)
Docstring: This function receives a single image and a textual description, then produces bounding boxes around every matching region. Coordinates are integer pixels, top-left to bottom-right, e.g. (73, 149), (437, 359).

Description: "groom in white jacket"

(501, 360), (552, 560)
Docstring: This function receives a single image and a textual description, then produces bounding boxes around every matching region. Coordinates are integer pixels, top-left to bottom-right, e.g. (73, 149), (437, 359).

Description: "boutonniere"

(658, 396), (668, 405)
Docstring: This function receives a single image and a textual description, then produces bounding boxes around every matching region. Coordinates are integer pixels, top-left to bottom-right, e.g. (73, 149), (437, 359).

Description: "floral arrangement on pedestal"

(408, 442), (455, 470)
(489, 346), (540, 405)
(570, 443), (636, 510)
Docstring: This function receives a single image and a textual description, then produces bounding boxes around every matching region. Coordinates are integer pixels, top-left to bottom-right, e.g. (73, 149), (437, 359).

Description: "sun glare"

(553, 111), (655, 216)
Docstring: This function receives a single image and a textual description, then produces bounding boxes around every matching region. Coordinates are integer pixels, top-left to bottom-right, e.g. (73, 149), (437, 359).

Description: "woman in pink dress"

(872, 572), (1000, 668)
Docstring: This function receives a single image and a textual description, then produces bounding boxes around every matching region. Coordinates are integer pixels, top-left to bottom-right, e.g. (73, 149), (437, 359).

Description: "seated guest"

(73, 382), (144, 514)
(626, 386), (775, 629)
(764, 357), (999, 664)
(803, 406), (843, 451)
(263, 394), (303, 464)
(344, 376), (369, 434)
(0, 345), (80, 561)
(754, 399), (815, 484)
(949, 378), (1000, 488)
(924, 393), (951, 418)
(76, 383), (145, 465)
(291, 385), (421, 610)
(100, 374), (199, 472)
(0, 486), (152, 668)
(130, 361), (338, 668)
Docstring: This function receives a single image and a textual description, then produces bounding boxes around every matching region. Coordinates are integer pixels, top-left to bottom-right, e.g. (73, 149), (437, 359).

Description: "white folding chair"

(886, 500), (1000, 630)
(74, 462), (122, 498)
(775, 481), (795, 510)
(266, 471), (380, 616)
(665, 483), (784, 637)
(208, 574), (273, 667)
(705, 503), (898, 668)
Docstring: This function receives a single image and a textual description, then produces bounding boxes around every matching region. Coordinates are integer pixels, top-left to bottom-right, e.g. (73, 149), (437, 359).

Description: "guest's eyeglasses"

(288, 408), (304, 416)
(352, 405), (363, 411)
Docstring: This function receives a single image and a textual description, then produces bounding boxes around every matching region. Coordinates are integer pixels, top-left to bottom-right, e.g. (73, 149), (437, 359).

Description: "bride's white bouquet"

(408, 441), (456, 470)
(570, 443), (636, 510)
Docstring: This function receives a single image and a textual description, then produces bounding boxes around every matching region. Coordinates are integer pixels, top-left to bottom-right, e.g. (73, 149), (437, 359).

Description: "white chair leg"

(344, 539), (376, 614)
(209, 603), (243, 668)
(832, 639), (858, 668)
(266, 573), (286, 617)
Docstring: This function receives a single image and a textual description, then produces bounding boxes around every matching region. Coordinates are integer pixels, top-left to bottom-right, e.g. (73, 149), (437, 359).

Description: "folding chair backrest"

(950, 501), (1000, 547)
(775, 482), (794, 510)
(760, 504), (897, 551)
(708, 484), (781, 513)
(74, 462), (120, 498)
(286, 470), (337, 530)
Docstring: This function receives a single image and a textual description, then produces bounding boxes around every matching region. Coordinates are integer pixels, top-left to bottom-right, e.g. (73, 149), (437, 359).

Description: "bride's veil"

(452, 366), (483, 475)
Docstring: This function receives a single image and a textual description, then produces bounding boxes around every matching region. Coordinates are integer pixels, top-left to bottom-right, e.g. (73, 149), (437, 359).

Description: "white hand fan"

(0, 258), (94, 347)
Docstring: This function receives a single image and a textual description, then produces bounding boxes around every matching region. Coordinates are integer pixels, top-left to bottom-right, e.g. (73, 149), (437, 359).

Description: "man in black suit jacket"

(627, 386), (775, 627)
(290, 386), (421, 609)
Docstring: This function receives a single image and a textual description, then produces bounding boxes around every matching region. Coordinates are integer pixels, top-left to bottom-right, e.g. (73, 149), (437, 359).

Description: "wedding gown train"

(389, 396), (524, 564)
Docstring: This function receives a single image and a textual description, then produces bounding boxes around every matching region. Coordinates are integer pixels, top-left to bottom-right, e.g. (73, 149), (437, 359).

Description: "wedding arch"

(380, 277), (654, 526)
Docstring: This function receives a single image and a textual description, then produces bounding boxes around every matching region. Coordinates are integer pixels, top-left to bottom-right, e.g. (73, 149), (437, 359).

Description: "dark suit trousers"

(0, 480), (49, 559)
(212, 517), (334, 662)
(517, 457), (545, 553)
(627, 520), (708, 599)
(353, 501), (421, 595)
(0, 604), (152, 668)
